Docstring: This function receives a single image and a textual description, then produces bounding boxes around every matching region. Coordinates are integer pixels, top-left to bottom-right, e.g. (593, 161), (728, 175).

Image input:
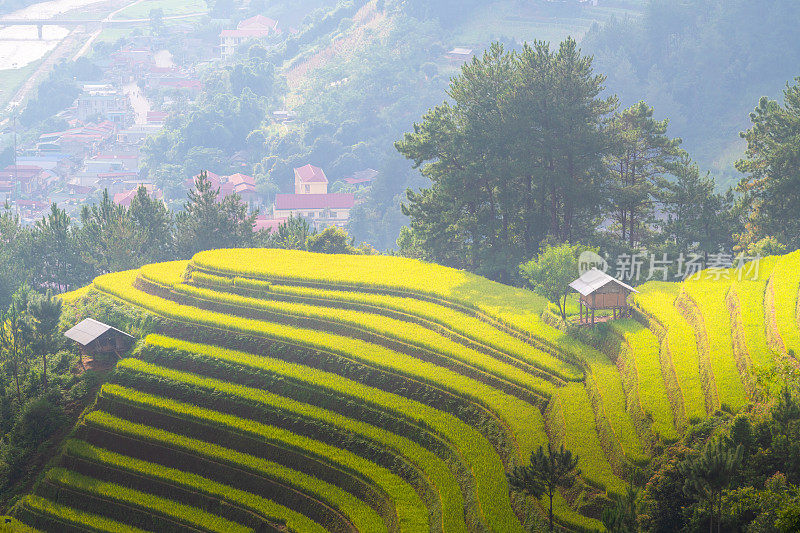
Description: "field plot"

(770, 251), (800, 356)
(730, 256), (779, 368)
(610, 319), (678, 443)
(22, 248), (800, 532)
(683, 278), (748, 413)
(634, 282), (707, 423)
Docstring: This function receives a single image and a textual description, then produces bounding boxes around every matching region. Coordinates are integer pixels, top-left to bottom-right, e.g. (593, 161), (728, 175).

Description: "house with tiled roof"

(344, 168), (378, 188)
(274, 164), (354, 229)
(220, 15), (280, 58)
(186, 172), (259, 207)
(294, 164), (328, 194)
(113, 184), (163, 207)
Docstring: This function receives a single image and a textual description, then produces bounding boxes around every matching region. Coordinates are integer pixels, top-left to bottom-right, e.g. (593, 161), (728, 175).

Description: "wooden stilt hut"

(569, 268), (639, 326)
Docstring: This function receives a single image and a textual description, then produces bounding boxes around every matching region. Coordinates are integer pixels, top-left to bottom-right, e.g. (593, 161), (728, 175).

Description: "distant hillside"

(9, 248), (800, 531)
(583, 0), (800, 187)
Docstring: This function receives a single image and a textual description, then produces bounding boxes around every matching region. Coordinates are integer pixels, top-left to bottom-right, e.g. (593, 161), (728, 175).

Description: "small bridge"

(0, 13), (202, 38)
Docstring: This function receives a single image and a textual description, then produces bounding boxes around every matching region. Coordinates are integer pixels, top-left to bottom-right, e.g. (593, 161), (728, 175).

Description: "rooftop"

(64, 318), (133, 346)
(294, 164), (328, 184)
(569, 268), (638, 296)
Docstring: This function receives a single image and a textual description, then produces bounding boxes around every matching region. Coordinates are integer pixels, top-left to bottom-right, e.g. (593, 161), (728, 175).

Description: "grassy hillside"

(12, 249), (800, 531)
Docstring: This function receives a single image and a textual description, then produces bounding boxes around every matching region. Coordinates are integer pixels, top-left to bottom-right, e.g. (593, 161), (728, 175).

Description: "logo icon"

(578, 251), (609, 276)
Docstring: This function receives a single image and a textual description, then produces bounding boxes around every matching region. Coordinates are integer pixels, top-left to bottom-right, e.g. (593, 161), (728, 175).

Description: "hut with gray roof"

(569, 268), (639, 325)
(64, 318), (133, 355)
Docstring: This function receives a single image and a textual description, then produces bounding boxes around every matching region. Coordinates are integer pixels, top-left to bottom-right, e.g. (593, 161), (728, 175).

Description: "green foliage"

(737, 78), (800, 249)
(306, 226), (360, 254)
(175, 171), (257, 256)
(680, 439), (743, 532)
(8, 393), (64, 450)
(602, 486), (640, 533)
(80, 188), (175, 273)
(519, 243), (582, 320)
(268, 214), (313, 250)
(18, 58), (101, 127)
(662, 154), (737, 254)
(746, 236), (787, 258)
(397, 40), (615, 281)
(605, 101), (683, 247)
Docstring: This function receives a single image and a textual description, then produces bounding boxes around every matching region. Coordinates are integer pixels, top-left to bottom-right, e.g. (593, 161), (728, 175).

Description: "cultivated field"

(13, 249), (799, 531)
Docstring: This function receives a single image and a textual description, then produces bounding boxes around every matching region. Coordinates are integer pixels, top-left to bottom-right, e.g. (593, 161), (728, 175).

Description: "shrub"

(10, 394), (65, 449)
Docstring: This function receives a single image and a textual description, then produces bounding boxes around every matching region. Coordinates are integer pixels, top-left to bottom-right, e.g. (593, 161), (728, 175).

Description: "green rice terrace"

(10, 248), (800, 532)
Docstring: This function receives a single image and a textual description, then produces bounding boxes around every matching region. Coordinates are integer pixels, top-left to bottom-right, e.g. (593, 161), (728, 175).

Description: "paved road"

(124, 81), (150, 125)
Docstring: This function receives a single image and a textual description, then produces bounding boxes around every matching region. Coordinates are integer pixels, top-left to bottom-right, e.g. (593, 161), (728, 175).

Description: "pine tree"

(507, 443), (580, 532)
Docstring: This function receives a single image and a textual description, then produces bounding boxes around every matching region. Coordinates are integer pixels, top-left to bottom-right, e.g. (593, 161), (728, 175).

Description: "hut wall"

(581, 292), (628, 309)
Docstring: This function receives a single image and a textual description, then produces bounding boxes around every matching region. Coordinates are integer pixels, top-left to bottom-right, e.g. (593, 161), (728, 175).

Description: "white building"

(220, 15), (279, 58)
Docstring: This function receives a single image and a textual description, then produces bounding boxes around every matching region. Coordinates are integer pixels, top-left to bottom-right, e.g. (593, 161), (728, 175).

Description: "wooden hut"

(64, 318), (134, 355)
(569, 268), (639, 325)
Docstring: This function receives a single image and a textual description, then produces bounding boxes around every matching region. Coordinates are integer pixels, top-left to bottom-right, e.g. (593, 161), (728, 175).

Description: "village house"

(220, 15), (280, 58)
(446, 47), (475, 62)
(85, 153), (140, 174)
(113, 183), (163, 207)
(294, 164), (328, 194)
(186, 171), (259, 207)
(16, 152), (74, 175)
(38, 121), (116, 157)
(146, 111), (169, 125)
(273, 164), (355, 229)
(75, 84), (133, 126)
(344, 168), (379, 189)
(116, 124), (164, 146)
(254, 214), (287, 234)
(107, 47), (154, 83)
(15, 199), (50, 223)
(0, 165), (55, 197)
(96, 173), (147, 195)
(272, 110), (296, 123)
(65, 318), (134, 356)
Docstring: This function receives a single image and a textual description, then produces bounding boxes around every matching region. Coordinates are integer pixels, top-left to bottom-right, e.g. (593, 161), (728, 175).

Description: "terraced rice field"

(16, 249), (800, 531)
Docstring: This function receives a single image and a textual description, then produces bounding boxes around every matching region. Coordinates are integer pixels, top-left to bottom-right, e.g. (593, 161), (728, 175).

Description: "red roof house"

(113, 184), (162, 207)
(275, 193), (354, 210)
(254, 215), (287, 233)
(294, 164), (328, 194)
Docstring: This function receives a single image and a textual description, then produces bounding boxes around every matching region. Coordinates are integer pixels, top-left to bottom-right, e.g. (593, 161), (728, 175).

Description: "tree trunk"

(708, 494), (714, 533)
(548, 488), (554, 533)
